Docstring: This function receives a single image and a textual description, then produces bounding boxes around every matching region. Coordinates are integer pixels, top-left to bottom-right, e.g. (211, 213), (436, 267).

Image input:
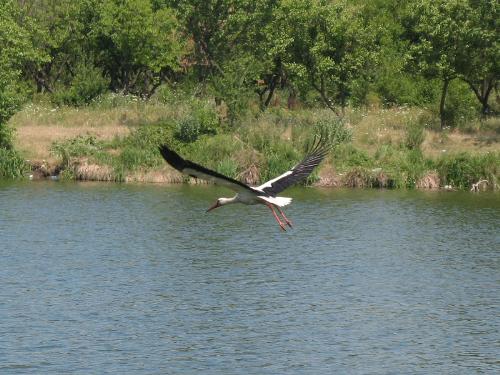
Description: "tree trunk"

(465, 78), (495, 116)
(439, 79), (450, 130)
(311, 77), (340, 117)
(263, 76), (278, 108)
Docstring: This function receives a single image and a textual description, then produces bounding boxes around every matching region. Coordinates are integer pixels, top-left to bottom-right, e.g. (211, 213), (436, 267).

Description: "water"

(1, 181), (499, 374)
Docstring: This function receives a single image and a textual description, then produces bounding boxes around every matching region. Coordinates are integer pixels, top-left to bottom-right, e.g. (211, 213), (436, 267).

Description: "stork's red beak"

(206, 201), (220, 212)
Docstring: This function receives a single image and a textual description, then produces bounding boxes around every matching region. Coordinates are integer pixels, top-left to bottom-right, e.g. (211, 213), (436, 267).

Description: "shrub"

(315, 118), (352, 147)
(216, 158), (238, 179)
(174, 101), (219, 143)
(333, 143), (372, 169)
(261, 142), (300, 184)
(0, 123), (14, 149)
(118, 123), (176, 170)
(52, 64), (110, 107)
(182, 134), (243, 170)
(51, 135), (103, 168)
(404, 121), (425, 150)
(437, 152), (499, 189)
(123, 123), (176, 149)
(442, 80), (479, 128)
(0, 148), (28, 178)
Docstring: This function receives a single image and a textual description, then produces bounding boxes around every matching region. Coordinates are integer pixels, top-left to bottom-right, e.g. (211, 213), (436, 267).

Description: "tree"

(0, 1), (39, 148)
(457, 0), (499, 115)
(269, 0), (377, 115)
(95, 0), (186, 97)
(19, 0), (86, 94)
(404, 0), (499, 127)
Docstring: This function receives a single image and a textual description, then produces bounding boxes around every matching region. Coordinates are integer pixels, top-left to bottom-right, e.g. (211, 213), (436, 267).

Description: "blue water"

(1, 181), (499, 374)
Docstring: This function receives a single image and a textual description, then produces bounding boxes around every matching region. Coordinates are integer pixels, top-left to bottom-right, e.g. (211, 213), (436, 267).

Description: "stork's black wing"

(257, 136), (330, 196)
(159, 145), (254, 194)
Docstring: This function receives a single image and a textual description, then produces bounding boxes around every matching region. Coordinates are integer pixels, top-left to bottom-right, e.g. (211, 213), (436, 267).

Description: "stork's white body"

(220, 190), (292, 207)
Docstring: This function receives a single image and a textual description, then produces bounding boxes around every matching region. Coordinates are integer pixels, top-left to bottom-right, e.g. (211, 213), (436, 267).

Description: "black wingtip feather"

(159, 145), (186, 172)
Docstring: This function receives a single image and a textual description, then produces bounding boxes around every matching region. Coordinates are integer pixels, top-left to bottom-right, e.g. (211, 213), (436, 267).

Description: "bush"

(0, 123), (14, 149)
(404, 121), (425, 150)
(442, 80), (479, 128)
(437, 152), (499, 189)
(51, 135), (103, 168)
(182, 134), (243, 170)
(216, 158), (239, 179)
(314, 118), (352, 147)
(52, 64), (110, 107)
(0, 148), (28, 178)
(174, 102), (219, 143)
(333, 143), (372, 169)
(118, 124), (176, 170)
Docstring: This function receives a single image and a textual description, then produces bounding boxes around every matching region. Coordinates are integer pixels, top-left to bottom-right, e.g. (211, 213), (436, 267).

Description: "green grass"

(0, 148), (29, 179)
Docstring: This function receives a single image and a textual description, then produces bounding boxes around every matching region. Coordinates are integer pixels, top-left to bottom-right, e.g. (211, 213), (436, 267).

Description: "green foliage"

(442, 80), (480, 128)
(270, 0), (378, 113)
(0, 0), (40, 146)
(95, 0), (186, 96)
(20, 0), (87, 96)
(182, 134), (243, 170)
(51, 135), (103, 168)
(52, 63), (110, 106)
(117, 124), (176, 170)
(437, 152), (499, 189)
(334, 144), (372, 168)
(314, 118), (353, 148)
(209, 55), (260, 124)
(0, 148), (28, 178)
(0, 124), (14, 150)
(404, 121), (425, 150)
(261, 142), (300, 184)
(174, 102), (219, 143)
(403, 0), (499, 125)
(216, 158), (239, 179)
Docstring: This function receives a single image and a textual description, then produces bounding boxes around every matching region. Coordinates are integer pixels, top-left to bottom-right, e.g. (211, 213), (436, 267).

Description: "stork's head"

(206, 197), (235, 212)
(206, 198), (222, 212)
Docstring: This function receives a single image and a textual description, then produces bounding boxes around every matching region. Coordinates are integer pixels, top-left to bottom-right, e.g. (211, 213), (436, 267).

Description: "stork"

(159, 138), (330, 231)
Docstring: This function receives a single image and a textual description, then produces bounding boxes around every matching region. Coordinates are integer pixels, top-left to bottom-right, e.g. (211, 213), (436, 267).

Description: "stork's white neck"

(218, 196), (239, 206)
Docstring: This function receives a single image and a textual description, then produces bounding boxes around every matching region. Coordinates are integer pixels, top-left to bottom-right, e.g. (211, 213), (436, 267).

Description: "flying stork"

(159, 138), (330, 231)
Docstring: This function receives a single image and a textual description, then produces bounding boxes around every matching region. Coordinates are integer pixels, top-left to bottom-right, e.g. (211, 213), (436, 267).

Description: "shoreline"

(26, 159), (487, 192)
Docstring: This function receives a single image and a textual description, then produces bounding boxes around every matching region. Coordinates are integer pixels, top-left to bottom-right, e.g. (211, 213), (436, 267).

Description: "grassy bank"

(7, 94), (500, 190)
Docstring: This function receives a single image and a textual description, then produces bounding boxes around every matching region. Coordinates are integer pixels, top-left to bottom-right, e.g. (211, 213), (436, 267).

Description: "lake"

(1, 181), (499, 374)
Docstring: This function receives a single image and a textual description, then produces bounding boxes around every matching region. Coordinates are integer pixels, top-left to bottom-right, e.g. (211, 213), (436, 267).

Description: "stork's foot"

(276, 207), (293, 228)
(267, 203), (287, 232)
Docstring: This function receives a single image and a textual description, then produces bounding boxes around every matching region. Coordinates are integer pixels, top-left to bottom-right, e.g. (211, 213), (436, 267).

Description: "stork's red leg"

(266, 204), (286, 231)
(276, 206), (293, 228)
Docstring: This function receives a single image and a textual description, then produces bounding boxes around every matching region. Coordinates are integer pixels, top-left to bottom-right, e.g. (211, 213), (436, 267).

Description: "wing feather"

(159, 145), (254, 193)
(257, 136), (330, 195)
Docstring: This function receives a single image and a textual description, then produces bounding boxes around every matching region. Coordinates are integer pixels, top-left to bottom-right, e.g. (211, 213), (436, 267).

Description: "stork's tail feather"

(259, 196), (292, 207)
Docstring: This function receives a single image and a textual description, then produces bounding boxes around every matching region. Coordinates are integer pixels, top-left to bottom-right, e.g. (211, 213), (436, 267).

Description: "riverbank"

(7, 96), (500, 190)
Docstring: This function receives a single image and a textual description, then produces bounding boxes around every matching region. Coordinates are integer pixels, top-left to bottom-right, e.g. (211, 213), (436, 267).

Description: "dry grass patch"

(315, 164), (342, 187)
(125, 166), (184, 183)
(416, 171), (440, 189)
(421, 129), (500, 158)
(13, 125), (130, 161)
(73, 159), (115, 181)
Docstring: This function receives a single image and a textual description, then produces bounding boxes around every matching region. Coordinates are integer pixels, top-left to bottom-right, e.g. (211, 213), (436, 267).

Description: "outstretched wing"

(257, 136), (330, 196)
(159, 145), (254, 194)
